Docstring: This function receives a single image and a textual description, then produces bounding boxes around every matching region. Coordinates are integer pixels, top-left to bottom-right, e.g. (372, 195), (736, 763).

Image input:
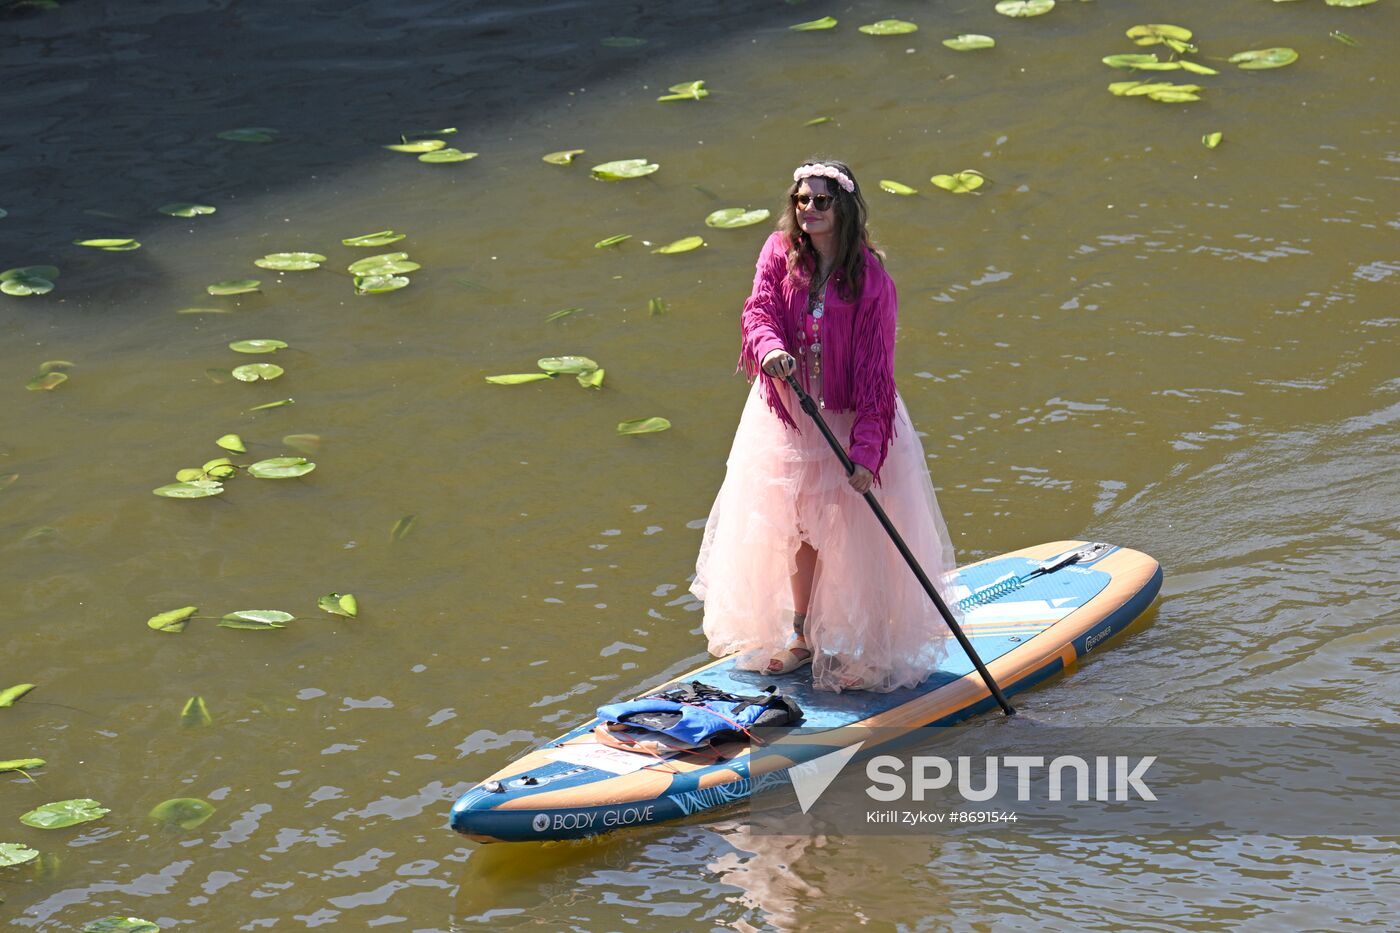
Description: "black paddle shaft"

(782, 373), (1016, 716)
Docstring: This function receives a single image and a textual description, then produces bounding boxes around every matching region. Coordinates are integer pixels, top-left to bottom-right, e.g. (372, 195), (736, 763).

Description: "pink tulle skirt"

(691, 381), (961, 692)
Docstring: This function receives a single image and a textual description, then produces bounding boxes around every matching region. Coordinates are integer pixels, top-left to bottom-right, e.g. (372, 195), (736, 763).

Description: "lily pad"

(1, 266), (58, 296)
(180, 695), (212, 727)
(147, 606), (198, 633)
(618, 417), (671, 435)
(804, 116), (833, 126)
(577, 368), (605, 389)
(159, 203), (216, 217)
(249, 398), (294, 411)
(930, 170), (985, 194)
(657, 80), (708, 102)
(217, 127), (277, 143)
(218, 609), (294, 630)
(419, 148), (478, 163)
(543, 149), (585, 165)
(1126, 24), (1192, 45)
(790, 16), (837, 31)
(594, 234), (632, 248)
(177, 307), (230, 315)
(384, 139), (446, 153)
(995, 0), (1054, 17)
(1325, 0), (1378, 5)
(353, 274), (411, 295)
(347, 253), (420, 276)
(649, 297), (668, 317)
(0, 683), (35, 707)
(149, 797), (215, 830)
(591, 159), (659, 181)
(858, 19), (918, 35)
(232, 363), (284, 382)
(705, 208), (771, 228)
(546, 307), (583, 322)
(247, 457), (314, 478)
(342, 230), (406, 247)
(1177, 60), (1219, 75)
(390, 514), (416, 541)
(879, 180), (918, 195)
(207, 279), (261, 296)
(1229, 48), (1298, 70)
(282, 433), (321, 454)
(653, 236), (705, 254)
(0, 758), (46, 774)
(40, 360), (73, 374)
(255, 252), (325, 271)
(20, 798), (109, 829)
(229, 339), (287, 354)
(201, 458), (237, 480)
(1203, 132), (1223, 149)
(943, 34), (995, 51)
(26, 372), (67, 391)
(0, 843), (39, 867)
(537, 356), (599, 375)
(215, 434), (246, 453)
(1330, 31), (1360, 47)
(485, 373), (554, 385)
(152, 481), (224, 499)
(1102, 53), (1162, 69)
(74, 238), (141, 251)
(81, 921), (162, 933)
(318, 593), (358, 618)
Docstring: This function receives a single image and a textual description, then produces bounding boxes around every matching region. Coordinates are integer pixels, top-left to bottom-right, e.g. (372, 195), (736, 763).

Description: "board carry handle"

(782, 373), (1016, 717)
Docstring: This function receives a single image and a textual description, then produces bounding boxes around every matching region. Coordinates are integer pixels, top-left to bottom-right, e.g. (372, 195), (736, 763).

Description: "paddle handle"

(782, 374), (1015, 716)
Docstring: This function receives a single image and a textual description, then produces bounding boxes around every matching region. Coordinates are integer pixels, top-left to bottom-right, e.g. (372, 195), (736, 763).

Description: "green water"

(4, 0), (1397, 930)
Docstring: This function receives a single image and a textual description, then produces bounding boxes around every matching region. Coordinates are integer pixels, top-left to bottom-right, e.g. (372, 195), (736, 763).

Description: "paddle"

(782, 373), (1016, 716)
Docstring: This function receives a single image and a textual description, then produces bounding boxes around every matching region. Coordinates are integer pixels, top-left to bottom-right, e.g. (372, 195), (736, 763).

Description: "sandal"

(765, 636), (813, 675)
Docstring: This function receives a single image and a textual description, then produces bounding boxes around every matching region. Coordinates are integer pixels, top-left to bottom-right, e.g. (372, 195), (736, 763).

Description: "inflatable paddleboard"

(449, 540), (1161, 843)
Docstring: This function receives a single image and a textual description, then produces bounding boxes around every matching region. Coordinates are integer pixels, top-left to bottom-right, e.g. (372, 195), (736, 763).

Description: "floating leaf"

(1203, 132), (1223, 149)
(0, 843), (40, 867)
(1, 265), (58, 297)
(201, 458), (237, 480)
(39, 360), (73, 374)
(790, 16), (837, 31)
(254, 252), (325, 271)
(1325, 0), (1378, 5)
(930, 170), (985, 194)
(1330, 31), (1360, 47)
(148, 797), (215, 830)
(0, 758), (45, 773)
(207, 279), (261, 296)
(26, 372), (67, 391)
(1126, 24), (1192, 45)
(858, 19), (918, 35)
(591, 159), (659, 181)
(282, 433), (321, 454)
(318, 593), (358, 618)
(147, 607), (198, 633)
(594, 234), (632, 248)
(218, 609), (294, 630)
(943, 34), (995, 51)
(418, 148), (478, 163)
(152, 481), (224, 499)
(485, 373), (554, 384)
(0, 683), (36, 707)
(879, 180), (917, 195)
(20, 799), (109, 829)
(657, 80), (708, 102)
(159, 203), (216, 218)
(232, 363), (284, 382)
(1146, 88), (1201, 102)
(353, 274), (410, 295)
(74, 238), (140, 251)
(390, 514), (416, 541)
(705, 208), (771, 229)
(1229, 48), (1298, 70)
(653, 236), (705, 254)
(247, 457), (314, 479)
(342, 230), (406, 247)
(81, 921), (162, 933)
(577, 368), (605, 389)
(996, 0), (1054, 17)
(649, 297), (667, 317)
(618, 417), (671, 435)
(1177, 60), (1219, 75)
(804, 116), (833, 126)
(175, 468), (205, 482)
(543, 149), (585, 165)
(217, 127), (277, 143)
(384, 139), (445, 153)
(1102, 53), (1163, 69)
(229, 339), (287, 354)
(546, 307), (583, 322)
(347, 252), (420, 276)
(600, 36), (646, 48)
(537, 356), (599, 375)
(180, 695), (212, 727)
(177, 307), (230, 315)
(249, 398), (294, 411)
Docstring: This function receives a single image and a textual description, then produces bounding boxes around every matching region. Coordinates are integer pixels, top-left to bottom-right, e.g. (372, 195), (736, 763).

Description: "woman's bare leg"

(766, 543), (819, 673)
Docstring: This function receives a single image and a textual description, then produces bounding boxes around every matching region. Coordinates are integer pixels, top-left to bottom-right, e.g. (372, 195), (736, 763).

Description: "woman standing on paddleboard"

(691, 159), (961, 693)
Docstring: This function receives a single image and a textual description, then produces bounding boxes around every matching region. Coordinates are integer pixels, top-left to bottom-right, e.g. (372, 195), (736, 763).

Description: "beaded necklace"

(798, 263), (832, 408)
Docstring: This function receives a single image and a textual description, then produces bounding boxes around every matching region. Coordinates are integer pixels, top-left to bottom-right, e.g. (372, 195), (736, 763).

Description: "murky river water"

(3, 0), (1397, 930)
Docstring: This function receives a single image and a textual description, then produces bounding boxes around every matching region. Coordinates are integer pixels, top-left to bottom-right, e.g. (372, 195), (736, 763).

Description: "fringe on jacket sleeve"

(738, 232), (798, 430)
(846, 265), (898, 482)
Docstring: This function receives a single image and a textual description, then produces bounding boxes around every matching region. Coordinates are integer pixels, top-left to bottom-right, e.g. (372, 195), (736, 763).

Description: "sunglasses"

(793, 193), (835, 212)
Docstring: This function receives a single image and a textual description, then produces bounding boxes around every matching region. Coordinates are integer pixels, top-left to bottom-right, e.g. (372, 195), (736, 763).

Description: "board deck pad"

(450, 540), (1161, 842)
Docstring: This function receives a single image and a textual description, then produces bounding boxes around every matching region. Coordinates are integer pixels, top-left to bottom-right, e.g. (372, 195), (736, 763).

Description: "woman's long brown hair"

(777, 158), (882, 302)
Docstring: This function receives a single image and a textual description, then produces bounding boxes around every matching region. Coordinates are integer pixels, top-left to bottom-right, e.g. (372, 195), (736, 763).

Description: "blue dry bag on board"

(595, 681), (803, 750)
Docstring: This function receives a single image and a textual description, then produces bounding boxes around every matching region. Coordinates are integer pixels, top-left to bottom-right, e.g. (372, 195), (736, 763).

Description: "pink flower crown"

(793, 162), (855, 193)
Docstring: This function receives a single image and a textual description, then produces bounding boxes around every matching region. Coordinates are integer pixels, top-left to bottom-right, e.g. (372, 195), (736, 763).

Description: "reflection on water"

(4, 0), (1398, 929)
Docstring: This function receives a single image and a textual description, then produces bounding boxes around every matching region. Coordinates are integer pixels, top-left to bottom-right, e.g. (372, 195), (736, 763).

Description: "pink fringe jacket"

(739, 231), (899, 480)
